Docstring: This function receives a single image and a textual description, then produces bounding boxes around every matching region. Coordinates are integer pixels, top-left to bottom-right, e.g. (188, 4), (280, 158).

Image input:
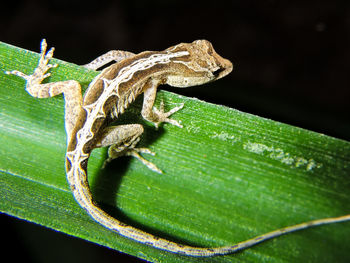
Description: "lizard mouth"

(213, 67), (228, 78)
(213, 58), (233, 79)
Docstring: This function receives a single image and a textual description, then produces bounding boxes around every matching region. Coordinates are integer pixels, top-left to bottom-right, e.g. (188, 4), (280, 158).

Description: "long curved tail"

(67, 160), (350, 256)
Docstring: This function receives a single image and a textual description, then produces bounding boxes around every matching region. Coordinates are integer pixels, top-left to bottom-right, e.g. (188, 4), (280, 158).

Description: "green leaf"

(0, 40), (349, 262)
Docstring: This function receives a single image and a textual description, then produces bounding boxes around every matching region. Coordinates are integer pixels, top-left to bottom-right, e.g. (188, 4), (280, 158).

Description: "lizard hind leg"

(96, 124), (162, 173)
(83, 50), (135, 70)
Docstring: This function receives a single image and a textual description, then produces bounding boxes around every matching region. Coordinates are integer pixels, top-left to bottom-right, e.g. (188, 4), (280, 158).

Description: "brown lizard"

(6, 39), (350, 256)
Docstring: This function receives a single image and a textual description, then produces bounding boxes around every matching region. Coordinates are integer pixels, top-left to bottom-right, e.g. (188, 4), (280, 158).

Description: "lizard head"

(165, 39), (233, 87)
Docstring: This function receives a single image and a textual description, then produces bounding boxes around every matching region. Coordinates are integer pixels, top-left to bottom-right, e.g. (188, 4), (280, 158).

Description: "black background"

(1, 0), (349, 262)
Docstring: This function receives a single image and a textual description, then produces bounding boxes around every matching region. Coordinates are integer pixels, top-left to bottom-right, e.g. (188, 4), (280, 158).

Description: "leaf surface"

(0, 41), (349, 262)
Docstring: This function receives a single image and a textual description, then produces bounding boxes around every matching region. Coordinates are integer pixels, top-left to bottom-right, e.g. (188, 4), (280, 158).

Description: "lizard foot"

(152, 100), (184, 129)
(103, 137), (163, 174)
(6, 39), (58, 83)
(124, 148), (163, 174)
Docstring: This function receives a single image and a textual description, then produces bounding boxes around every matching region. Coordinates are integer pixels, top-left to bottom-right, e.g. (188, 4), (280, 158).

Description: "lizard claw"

(126, 148), (163, 174)
(153, 100), (184, 129)
(38, 39), (56, 72)
(103, 145), (163, 174)
(5, 39), (57, 84)
(5, 70), (29, 80)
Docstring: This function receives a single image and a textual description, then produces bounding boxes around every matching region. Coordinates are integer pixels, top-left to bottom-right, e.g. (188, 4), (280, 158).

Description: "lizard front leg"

(141, 79), (184, 129)
(6, 39), (82, 141)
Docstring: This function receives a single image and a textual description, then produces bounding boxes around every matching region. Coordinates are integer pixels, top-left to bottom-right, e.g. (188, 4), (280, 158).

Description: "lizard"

(6, 39), (350, 257)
